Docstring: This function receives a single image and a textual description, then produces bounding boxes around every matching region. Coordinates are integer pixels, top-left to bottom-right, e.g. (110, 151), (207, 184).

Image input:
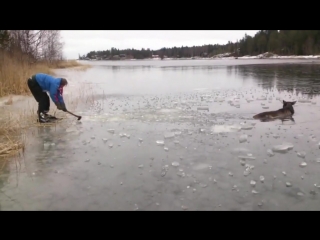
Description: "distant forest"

(79, 30), (320, 60)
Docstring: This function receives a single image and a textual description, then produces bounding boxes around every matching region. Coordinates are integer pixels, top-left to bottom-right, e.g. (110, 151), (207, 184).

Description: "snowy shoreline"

(216, 52), (320, 60)
(78, 52), (320, 61)
(150, 56), (320, 60)
(163, 52), (320, 60)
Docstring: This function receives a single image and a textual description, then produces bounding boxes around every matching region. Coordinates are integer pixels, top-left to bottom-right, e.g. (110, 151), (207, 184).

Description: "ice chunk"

(298, 98), (311, 103)
(267, 149), (275, 157)
(299, 162), (307, 168)
(241, 124), (253, 130)
(297, 151), (306, 158)
(239, 134), (248, 143)
(197, 107), (209, 111)
(272, 144), (293, 153)
(172, 161), (179, 167)
(156, 140), (165, 146)
(164, 132), (175, 139)
(238, 155), (256, 160)
(250, 180), (256, 187)
(43, 142), (51, 150)
(108, 129), (115, 134)
(211, 125), (241, 133)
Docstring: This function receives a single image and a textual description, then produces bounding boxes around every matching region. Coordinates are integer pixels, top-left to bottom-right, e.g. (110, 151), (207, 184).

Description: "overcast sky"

(60, 30), (259, 59)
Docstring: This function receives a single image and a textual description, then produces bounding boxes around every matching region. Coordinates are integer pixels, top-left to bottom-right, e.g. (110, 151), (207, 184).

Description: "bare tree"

(40, 30), (64, 62)
(7, 30), (64, 63)
(9, 31), (44, 59)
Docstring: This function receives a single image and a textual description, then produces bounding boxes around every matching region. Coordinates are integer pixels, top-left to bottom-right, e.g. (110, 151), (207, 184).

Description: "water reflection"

(61, 60), (320, 96)
(259, 117), (295, 123)
(0, 160), (10, 210)
(234, 63), (320, 97)
(22, 123), (79, 176)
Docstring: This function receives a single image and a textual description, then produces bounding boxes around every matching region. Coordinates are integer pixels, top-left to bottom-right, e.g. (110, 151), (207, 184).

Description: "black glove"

(56, 103), (67, 112)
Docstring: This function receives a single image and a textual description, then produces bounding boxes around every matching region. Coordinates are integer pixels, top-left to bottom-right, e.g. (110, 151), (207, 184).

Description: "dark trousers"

(27, 76), (50, 114)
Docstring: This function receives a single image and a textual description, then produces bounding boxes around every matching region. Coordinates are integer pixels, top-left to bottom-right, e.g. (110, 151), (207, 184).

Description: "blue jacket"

(35, 73), (64, 104)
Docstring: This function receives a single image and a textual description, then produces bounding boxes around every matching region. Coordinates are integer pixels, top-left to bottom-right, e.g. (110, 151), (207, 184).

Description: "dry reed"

(0, 51), (90, 164)
(0, 51), (89, 98)
(0, 113), (25, 160)
(48, 60), (90, 70)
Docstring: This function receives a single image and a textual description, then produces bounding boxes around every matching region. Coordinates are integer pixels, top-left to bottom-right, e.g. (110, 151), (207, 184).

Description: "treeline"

(81, 44), (236, 60)
(0, 30), (64, 63)
(81, 30), (320, 60)
(238, 30), (320, 56)
(0, 30), (69, 98)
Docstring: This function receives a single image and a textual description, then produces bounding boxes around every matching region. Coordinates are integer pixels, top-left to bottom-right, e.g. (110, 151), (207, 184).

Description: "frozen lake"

(1, 59), (320, 210)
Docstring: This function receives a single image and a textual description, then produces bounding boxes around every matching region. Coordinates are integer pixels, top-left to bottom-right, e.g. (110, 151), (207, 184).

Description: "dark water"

(1, 59), (320, 211)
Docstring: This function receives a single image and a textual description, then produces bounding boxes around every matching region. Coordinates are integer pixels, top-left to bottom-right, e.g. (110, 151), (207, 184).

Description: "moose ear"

(292, 101), (296, 105)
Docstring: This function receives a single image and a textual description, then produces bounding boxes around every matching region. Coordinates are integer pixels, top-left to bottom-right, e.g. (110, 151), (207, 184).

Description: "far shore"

(77, 52), (320, 61)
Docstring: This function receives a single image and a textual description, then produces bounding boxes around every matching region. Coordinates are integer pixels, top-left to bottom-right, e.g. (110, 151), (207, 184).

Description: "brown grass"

(0, 113), (25, 161)
(0, 55), (51, 98)
(4, 95), (13, 105)
(0, 51), (91, 165)
(48, 59), (90, 69)
(0, 51), (90, 98)
(0, 104), (67, 162)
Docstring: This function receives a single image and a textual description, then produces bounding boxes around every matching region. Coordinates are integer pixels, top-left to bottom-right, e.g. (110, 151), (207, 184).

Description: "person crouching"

(27, 73), (68, 123)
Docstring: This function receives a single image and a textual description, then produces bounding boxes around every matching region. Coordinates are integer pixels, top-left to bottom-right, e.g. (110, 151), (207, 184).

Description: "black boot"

(38, 112), (49, 123)
(43, 110), (58, 119)
(45, 114), (58, 120)
(37, 111), (57, 120)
